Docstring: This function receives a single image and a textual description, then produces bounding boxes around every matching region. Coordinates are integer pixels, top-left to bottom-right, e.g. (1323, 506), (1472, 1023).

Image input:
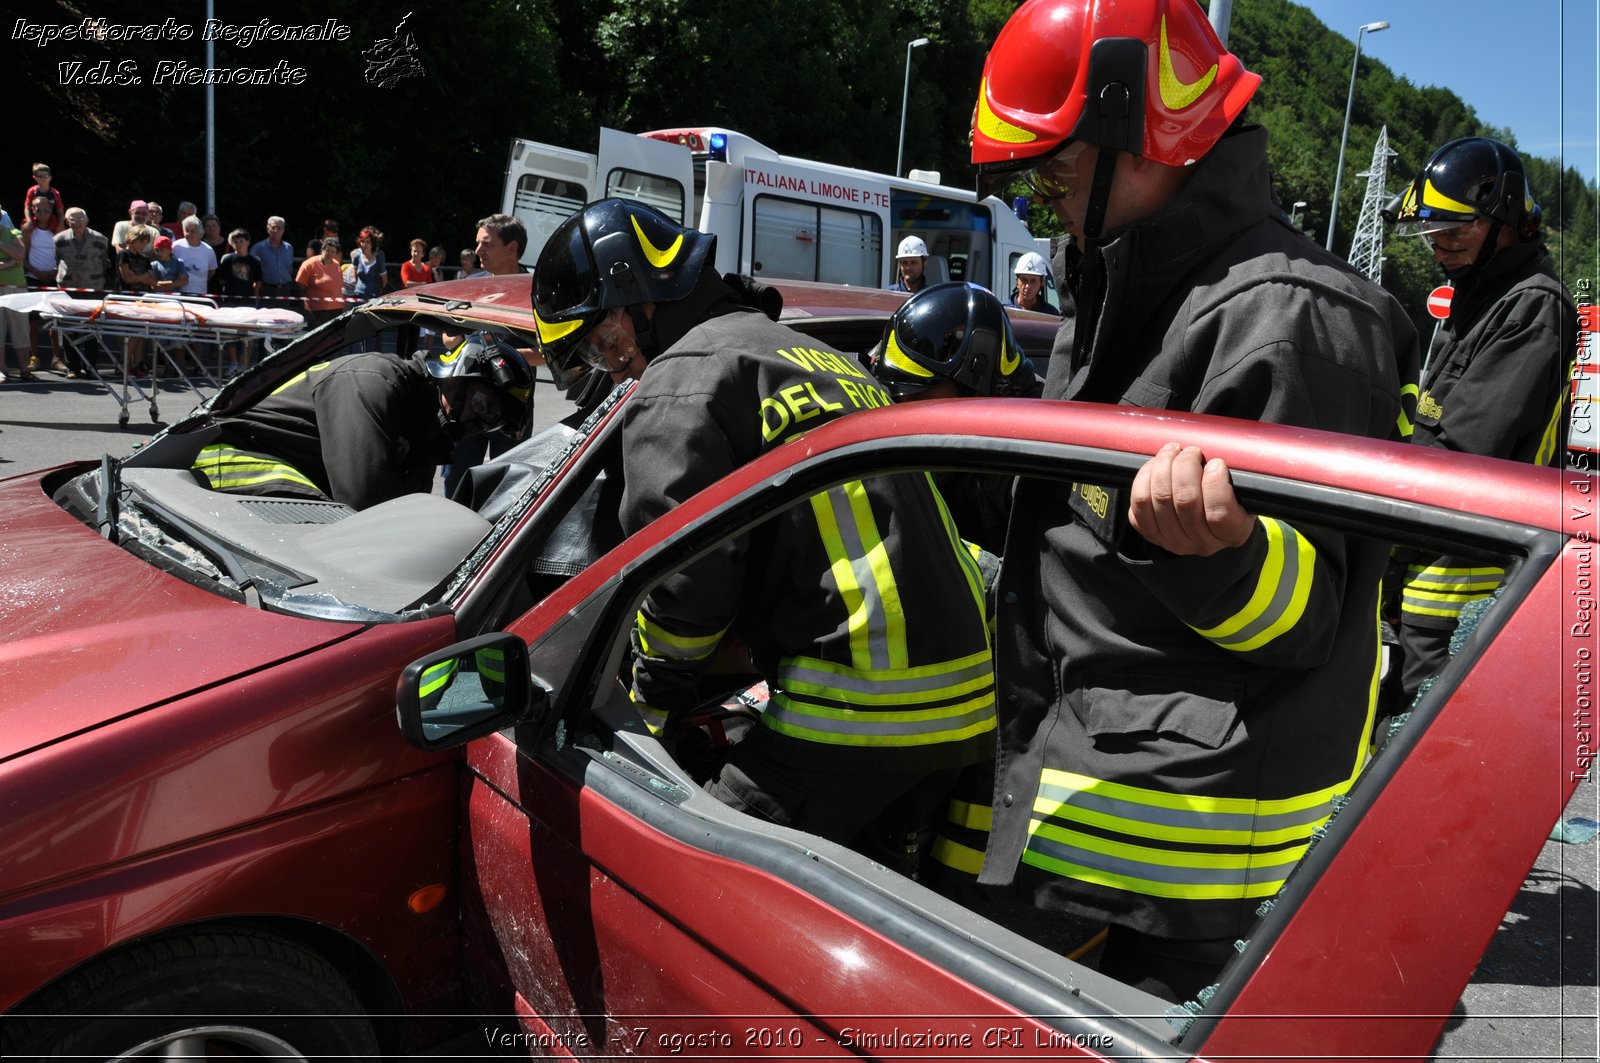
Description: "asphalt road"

(2, 368), (1595, 1061)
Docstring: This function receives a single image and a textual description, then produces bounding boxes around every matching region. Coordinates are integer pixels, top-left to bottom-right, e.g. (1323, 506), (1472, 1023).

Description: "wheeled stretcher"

(31, 293), (305, 425)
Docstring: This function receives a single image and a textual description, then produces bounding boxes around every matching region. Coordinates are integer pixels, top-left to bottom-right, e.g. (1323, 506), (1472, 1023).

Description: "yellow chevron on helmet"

(534, 310), (584, 345)
(632, 214), (683, 268)
(883, 330), (936, 378)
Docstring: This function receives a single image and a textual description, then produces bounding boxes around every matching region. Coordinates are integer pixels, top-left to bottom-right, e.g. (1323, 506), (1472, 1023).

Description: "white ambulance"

(499, 126), (1045, 296)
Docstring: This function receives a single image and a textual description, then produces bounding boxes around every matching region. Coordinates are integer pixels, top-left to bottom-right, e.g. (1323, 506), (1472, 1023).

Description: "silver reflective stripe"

(1024, 829), (1304, 887)
(819, 484), (892, 670)
(1406, 565), (1504, 590)
(1040, 783), (1332, 834)
(766, 694), (995, 738)
(777, 656), (994, 699)
(1206, 520), (1306, 649)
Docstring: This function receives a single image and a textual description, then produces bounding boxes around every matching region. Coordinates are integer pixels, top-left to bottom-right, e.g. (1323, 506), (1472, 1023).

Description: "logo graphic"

(631, 216), (682, 268)
(883, 331), (934, 378)
(1000, 335), (1021, 376)
(364, 13), (424, 88)
(534, 311), (583, 344)
(1426, 285), (1454, 320)
(976, 78), (1039, 145)
(1157, 16), (1217, 111)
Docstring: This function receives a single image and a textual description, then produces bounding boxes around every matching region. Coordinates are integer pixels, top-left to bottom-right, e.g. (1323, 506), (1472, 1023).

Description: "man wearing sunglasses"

(1384, 137), (1576, 706)
(969, 0), (1420, 1000)
(534, 199), (997, 860)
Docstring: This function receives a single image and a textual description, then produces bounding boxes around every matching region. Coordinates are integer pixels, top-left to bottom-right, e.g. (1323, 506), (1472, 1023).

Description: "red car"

(0, 274), (1588, 1061)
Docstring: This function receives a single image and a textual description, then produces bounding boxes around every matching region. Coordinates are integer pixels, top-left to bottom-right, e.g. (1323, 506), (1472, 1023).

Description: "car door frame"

(444, 405), (1578, 1058)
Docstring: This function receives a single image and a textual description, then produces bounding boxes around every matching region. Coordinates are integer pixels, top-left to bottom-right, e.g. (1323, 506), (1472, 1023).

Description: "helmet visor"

(1020, 141), (1088, 202)
(1415, 216), (1489, 251)
(1395, 215), (1479, 239)
(533, 221), (601, 320)
(575, 309), (645, 375)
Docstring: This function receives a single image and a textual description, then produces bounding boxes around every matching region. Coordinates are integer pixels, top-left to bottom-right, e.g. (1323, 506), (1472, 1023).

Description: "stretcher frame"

(41, 294), (305, 426)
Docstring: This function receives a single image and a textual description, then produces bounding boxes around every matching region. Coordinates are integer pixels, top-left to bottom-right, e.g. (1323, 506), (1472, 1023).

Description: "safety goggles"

(1020, 141), (1089, 201)
(456, 381), (511, 434)
(1416, 217), (1486, 250)
(576, 310), (642, 374)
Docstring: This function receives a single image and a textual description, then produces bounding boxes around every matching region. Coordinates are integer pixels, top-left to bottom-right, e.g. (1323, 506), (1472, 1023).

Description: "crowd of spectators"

(1, 161), (487, 384)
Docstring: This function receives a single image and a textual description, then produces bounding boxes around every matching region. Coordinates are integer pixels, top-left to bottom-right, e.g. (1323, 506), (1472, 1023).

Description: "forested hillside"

(19, 0), (1596, 336)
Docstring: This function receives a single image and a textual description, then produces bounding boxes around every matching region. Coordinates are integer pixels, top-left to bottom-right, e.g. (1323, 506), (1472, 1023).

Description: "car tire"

(0, 926), (381, 1061)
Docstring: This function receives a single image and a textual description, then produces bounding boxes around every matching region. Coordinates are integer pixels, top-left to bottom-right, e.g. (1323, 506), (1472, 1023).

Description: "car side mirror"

(395, 632), (545, 751)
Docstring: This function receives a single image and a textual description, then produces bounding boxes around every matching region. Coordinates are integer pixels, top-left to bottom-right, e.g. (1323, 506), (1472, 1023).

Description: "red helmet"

(973, 0), (1260, 171)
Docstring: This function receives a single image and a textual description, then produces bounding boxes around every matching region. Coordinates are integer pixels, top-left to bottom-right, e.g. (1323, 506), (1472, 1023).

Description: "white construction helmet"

(896, 235), (929, 259)
(1015, 251), (1050, 277)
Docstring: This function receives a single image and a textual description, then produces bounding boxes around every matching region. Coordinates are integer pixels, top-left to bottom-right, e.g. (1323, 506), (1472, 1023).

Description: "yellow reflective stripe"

(947, 798), (993, 832)
(476, 648), (506, 684)
(631, 215), (683, 267)
(1421, 178), (1479, 215)
(534, 309), (583, 345)
(419, 659), (458, 700)
(1405, 587), (1498, 601)
(975, 77), (1038, 145)
(1190, 517), (1316, 652)
(810, 489), (870, 668)
(770, 691), (995, 727)
(882, 330), (934, 377)
(270, 359), (331, 396)
(1535, 390), (1564, 467)
(1035, 792), (1321, 849)
(634, 610), (725, 662)
(1358, 596), (1384, 769)
(763, 690), (995, 747)
(1398, 382), (1418, 438)
(1022, 823), (1300, 901)
(809, 482), (908, 671)
(931, 836), (985, 875)
(1033, 821), (1307, 873)
(778, 650), (994, 707)
(1040, 768), (1340, 819)
(1407, 563), (1506, 580)
(194, 446), (319, 491)
(1400, 558), (1502, 618)
(1402, 600), (1472, 618)
(627, 687), (670, 736)
(929, 474), (989, 629)
(847, 481), (908, 669)
(1157, 15), (1218, 111)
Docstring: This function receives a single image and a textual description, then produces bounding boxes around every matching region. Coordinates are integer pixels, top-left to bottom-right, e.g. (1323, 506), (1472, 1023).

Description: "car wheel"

(1, 927), (381, 1061)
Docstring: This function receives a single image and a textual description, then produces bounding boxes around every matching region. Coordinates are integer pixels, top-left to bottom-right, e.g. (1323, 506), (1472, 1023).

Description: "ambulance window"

(605, 169), (686, 224)
(514, 176), (587, 266)
(751, 195), (882, 287)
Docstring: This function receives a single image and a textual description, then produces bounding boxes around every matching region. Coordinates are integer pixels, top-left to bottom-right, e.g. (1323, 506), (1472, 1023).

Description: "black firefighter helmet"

(423, 332), (534, 440)
(532, 198), (717, 390)
(870, 281), (1035, 401)
(1389, 137), (1535, 237)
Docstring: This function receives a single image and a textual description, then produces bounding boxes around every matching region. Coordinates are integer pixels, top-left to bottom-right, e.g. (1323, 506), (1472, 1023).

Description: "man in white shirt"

(170, 216), (217, 296)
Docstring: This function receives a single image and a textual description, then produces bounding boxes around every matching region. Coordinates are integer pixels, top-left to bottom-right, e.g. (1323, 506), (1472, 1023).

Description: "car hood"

(0, 472), (363, 763)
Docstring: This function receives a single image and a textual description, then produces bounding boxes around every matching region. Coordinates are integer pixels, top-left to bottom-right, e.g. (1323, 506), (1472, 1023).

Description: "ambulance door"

(501, 138), (597, 269)
(739, 158), (891, 287)
(596, 127), (695, 227)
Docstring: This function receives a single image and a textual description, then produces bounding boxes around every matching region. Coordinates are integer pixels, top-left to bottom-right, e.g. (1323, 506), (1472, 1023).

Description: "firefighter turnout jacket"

(1400, 241), (1575, 630)
(619, 291), (995, 775)
(978, 125), (1422, 941)
(196, 353), (453, 510)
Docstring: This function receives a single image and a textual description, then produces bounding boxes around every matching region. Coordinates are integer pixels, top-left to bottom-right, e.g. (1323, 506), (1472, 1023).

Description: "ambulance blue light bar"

(709, 133), (727, 161)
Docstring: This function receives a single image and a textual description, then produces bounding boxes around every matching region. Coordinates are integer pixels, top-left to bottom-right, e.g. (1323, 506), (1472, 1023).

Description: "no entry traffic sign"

(1427, 285), (1454, 320)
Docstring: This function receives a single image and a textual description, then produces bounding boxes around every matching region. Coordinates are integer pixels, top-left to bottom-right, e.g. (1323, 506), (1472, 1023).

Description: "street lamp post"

(896, 37), (931, 178)
(1290, 200), (1308, 228)
(1326, 20), (1390, 251)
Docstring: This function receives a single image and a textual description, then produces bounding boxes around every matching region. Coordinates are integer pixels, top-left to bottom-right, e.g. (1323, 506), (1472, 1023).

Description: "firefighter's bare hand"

(1128, 443), (1254, 556)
